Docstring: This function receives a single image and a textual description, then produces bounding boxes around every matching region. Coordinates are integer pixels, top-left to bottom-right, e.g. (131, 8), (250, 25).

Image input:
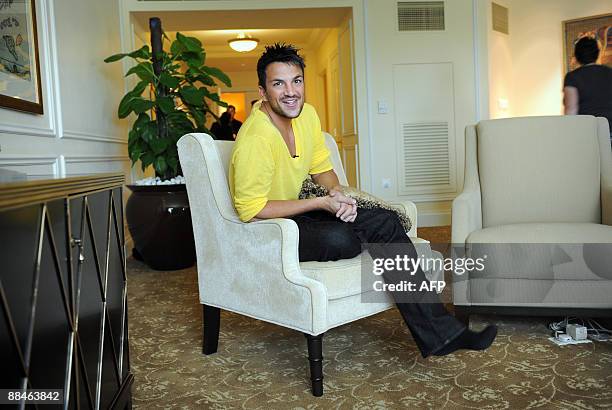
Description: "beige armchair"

(177, 132), (443, 396)
(452, 115), (612, 323)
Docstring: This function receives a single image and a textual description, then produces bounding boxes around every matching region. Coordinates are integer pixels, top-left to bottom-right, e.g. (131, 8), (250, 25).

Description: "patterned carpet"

(127, 227), (612, 409)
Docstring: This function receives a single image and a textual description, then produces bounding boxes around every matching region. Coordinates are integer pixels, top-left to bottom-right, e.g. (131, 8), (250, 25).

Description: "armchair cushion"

(300, 238), (444, 300)
(467, 222), (612, 244)
(389, 200), (417, 237)
(466, 223), (612, 281)
(298, 178), (413, 233)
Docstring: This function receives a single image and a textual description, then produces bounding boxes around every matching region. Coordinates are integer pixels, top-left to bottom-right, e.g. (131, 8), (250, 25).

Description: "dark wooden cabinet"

(0, 174), (132, 409)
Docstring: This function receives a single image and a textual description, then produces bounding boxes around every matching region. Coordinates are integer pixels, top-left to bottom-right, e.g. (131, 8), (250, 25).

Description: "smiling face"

(259, 62), (305, 119)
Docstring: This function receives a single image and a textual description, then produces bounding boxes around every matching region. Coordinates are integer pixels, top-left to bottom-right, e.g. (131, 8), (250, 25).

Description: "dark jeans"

(290, 208), (465, 357)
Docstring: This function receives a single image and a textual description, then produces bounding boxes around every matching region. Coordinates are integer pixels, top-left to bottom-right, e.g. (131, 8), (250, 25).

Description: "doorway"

(130, 6), (361, 187)
(219, 92), (246, 122)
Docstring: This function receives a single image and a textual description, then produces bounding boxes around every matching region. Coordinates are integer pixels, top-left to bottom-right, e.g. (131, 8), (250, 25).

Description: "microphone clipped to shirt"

(292, 154), (299, 158)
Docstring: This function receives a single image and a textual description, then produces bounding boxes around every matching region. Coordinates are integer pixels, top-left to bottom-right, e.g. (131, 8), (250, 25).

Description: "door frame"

(119, 0), (372, 191)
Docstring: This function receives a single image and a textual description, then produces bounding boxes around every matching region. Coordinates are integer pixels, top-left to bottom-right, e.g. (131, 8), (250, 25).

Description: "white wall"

(365, 0), (478, 225)
(218, 70), (258, 94)
(485, 0), (612, 118)
(484, 0), (513, 119)
(0, 0), (129, 179)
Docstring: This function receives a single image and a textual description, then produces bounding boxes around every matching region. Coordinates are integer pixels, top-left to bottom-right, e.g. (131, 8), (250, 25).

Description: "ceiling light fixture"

(228, 33), (259, 53)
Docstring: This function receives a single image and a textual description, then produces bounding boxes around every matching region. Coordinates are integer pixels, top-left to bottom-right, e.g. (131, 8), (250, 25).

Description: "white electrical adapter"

(549, 329), (593, 346)
(557, 333), (572, 342)
(567, 324), (587, 341)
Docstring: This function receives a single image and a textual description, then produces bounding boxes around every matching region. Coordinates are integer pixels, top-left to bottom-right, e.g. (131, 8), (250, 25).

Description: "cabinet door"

(0, 184), (129, 409)
(0, 200), (72, 397)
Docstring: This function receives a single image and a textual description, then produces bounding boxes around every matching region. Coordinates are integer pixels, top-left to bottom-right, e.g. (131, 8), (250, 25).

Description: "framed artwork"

(0, 0), (43, 114)
(563, 13), (612, 73)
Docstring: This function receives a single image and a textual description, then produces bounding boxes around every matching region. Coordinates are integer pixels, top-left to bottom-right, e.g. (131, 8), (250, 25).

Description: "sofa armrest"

(200, 217), (328, 334)
(451, 125), (483, 306)
(451, 190), (482, 244)
(603, 182), (612, 226)
(452, 125), (483, 244)
(598, 117), (612, 225)
(388, 200), (417, 237)
(451, 189), (481, 306)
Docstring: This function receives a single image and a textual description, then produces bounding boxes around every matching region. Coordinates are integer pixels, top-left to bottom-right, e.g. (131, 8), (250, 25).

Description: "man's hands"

(320, 188), (358, 222)
(311, 170), (357, 222)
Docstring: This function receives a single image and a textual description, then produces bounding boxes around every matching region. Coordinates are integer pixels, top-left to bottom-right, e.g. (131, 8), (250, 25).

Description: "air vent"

(492, 2), (509, 34)
(401, 122), (450, 187)
(397, 1), (445, 31)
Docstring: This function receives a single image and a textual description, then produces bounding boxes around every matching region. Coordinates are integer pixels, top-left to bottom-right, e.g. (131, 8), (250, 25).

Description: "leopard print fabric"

(298, 179), (413, 232)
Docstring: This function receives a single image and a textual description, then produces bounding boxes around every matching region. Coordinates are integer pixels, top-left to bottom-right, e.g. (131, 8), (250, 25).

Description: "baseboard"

(418, 211), (451, 227)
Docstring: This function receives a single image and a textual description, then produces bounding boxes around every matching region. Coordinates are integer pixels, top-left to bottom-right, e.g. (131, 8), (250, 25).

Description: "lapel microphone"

(292, 154), (299, 158)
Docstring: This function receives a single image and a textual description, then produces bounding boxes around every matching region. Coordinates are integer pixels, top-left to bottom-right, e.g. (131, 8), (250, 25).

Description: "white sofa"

(452, 115), (612, 322)
(177, 132), (443, 396)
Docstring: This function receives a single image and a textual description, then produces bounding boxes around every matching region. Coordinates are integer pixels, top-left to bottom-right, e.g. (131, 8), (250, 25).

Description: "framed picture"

(0, 0), (43, 114)
(563, 13), (612, 73)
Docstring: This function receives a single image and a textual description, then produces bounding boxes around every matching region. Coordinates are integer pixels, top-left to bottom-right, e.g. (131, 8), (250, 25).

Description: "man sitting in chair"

(229, 43), (497, 357)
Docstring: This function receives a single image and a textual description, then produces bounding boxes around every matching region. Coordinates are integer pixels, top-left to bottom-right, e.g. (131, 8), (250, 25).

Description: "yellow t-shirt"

(229, 102), (333, 222)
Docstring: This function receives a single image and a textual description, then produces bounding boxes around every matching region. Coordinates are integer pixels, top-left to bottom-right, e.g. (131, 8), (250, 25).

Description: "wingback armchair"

(452, 115), (612, 323)
(177, 132), (443, 396)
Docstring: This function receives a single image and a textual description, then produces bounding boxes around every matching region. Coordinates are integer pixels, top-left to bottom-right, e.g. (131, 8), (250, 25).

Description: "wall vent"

(492, 2), (509, 34)
(401, 122), (450, 188)
(397, 1), (445, 31)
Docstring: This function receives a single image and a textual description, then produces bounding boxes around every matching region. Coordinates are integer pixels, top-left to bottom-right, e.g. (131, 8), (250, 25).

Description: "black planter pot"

(125, 184), (196, 270)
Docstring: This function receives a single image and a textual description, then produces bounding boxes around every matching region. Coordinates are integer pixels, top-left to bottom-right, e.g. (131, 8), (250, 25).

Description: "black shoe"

(433, 325), (497, 356)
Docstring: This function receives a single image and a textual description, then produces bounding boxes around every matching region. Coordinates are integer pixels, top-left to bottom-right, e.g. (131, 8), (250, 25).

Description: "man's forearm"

(253, 191), (356, 220)
(312, 169), (343, 191)
(254, 198), (324, 220)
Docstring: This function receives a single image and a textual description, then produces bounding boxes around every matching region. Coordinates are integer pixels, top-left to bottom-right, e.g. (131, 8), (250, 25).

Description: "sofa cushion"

(465, 223), (612, 281)
(301, 238), (443, 300)
(465, 278), (612, 307)
(467, 222), (612, 243)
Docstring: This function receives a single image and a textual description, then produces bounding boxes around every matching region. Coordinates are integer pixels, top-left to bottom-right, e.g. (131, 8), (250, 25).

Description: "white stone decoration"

(133, 176), (186, 186)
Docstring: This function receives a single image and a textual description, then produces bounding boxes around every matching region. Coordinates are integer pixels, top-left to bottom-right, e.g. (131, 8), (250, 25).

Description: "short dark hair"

(257, 43), (305, 89)
(219, 111), (231, 124)
(574, 36), (600, 65)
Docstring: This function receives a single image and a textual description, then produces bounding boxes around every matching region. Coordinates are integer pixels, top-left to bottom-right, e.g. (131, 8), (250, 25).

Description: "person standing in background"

(563, 36), (612, 144)
(210, 112), (235, 141)
(227, 105), (243, 137)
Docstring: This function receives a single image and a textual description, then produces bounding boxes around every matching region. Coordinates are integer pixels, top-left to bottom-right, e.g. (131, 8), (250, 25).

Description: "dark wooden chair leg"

(454, 305), (470, 326)
(304, 333), (324, 397)
(202, 304), (220, 355)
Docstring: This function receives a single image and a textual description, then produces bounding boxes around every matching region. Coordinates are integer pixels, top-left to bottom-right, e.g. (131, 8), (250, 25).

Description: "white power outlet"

(382, 178), (391, 189)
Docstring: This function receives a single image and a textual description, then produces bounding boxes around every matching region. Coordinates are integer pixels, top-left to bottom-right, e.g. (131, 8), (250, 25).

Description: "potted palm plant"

(105, 18), (231, 270)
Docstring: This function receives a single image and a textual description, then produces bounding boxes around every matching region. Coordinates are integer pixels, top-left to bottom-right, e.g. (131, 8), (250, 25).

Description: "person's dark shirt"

(230, 118), (243, 135)
(211, 114), (234, 141)
(564, 64), (612, 132)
